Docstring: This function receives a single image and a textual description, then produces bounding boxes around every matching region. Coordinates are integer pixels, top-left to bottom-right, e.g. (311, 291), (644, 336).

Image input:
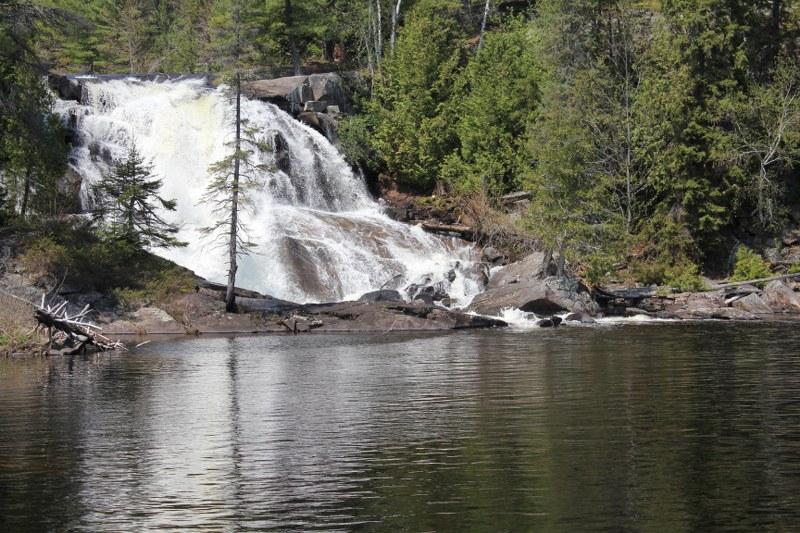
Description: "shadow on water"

(1, 323), (799, 531)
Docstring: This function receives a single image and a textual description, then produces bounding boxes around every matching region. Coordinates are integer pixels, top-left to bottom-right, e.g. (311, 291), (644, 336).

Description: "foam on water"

(56, 78), (481, 305)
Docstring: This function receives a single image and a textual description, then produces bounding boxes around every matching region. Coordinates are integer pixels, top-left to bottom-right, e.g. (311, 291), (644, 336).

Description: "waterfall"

(55, 77), (482, 305)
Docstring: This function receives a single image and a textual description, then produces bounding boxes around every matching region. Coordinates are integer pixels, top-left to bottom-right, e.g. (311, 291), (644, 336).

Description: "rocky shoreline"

(3, 253), (799, 356)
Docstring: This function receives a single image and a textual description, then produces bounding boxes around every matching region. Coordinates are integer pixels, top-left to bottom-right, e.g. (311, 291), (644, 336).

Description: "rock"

(308, 73), (348, 110)
(273, 132), (291, 174)
(563, 312), (594, 323)
(731, 293), (774, 315)
(782, 230), (800, 247)
(326, 105), (341, 115)
(47, 74), (83, 102)
(298, 111), (338, 143)
(481, 246), (505, 264)
(129, 307), (185, 334)
(292, 300), (506, 331)
(487, 251), (556, 289)
(665, 291), (760, 320)
(303, 100), (328, 113)
(724, 284), (761, 299)
(762, 280), (800, 312)
(536, 318), (554, 328)
(386, 206), (411, 222)
(551, 316), (563, 327)
(468, 274), (598, 317)
(463, 262), (490, 290)
(236, 295), (300, 315)
(780, 246), (800, 265)
(358, 290), (403, 303)
(243, 73), (349, 115)
(408, 282), (449, 304)
(625, 307), (651, 317)
(282, 315), (323, 333)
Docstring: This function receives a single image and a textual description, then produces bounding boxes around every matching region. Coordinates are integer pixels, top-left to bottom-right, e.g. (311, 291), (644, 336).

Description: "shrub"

(630, 259), (707, 292)
(663, 263), (708, 293)
(113, 266), (196, 309)
(730, 246), (772, 282)
(788, 263), (800, 274)
(19, 237), (69, 286)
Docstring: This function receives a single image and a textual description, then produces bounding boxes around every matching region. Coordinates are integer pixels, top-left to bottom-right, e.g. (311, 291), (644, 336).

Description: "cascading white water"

(55, 77), (483, 305)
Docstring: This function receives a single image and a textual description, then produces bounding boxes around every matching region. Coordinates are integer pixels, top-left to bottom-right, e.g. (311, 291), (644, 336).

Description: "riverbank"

(3, 238), (800, 357)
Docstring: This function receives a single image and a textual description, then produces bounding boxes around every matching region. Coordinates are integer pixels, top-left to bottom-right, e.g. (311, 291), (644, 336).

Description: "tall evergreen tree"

(93, 145), (185, 249)
(203, 0), (269, 311)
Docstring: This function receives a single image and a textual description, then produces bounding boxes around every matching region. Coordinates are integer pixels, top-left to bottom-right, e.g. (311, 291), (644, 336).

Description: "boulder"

(47, 74), (83, 102)
(273, 132), (291, 174)
(282, 315), (323, 333)
(407, 282), (449, 304)
(564, 312), (595, 324)
(298, 111), (338, 143)
(481, 246), (505, 264)
(468, 275), (599, 316)
(467, 252), (596, 316)
(762, 280), (800, 312)
(358, 290), (403, 303)
(487, 251), (556, 289)
(731, 293), (774, 315)
(243, 73), (349, 115)
(665, 291), (759, 320)
(303, 100), (328, 113)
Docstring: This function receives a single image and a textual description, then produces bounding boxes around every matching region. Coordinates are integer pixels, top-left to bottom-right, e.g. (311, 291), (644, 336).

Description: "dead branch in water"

(33, 295), (126, 355)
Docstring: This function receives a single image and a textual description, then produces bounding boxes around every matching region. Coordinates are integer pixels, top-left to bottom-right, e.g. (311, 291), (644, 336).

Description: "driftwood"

(712, 272), (800, 290)
(420, 221), (475, 239)
(34, 295), (126, 354)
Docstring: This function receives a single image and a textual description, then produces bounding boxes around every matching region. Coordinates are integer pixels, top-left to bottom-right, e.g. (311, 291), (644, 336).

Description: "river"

(1, 323), (799, 531)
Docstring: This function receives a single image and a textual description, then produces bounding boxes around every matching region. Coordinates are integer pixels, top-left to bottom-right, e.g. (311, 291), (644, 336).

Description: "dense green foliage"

(2, 0), (800, 288)
(1, 1), (69, 221)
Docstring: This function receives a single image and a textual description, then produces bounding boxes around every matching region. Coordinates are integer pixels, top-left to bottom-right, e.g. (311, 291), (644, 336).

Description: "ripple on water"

(1, 324), (799, 532)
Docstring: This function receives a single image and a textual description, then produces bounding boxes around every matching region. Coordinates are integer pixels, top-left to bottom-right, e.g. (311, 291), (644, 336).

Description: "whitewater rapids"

(55, 77), (482, 305)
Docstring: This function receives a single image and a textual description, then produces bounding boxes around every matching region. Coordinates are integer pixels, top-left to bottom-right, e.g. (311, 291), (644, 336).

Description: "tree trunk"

(20, 168), (31, 218)
(390, 0), (402, 56)
(285, 0), (302, 75)
(477, 0), (491, 51)
(227, 3), (243, 313)
(375, 0), (383, 62)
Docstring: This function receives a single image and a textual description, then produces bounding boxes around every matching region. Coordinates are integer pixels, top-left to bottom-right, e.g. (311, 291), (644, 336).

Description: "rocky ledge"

(599, 278), (800, 320)
(102, 286), (506, 336)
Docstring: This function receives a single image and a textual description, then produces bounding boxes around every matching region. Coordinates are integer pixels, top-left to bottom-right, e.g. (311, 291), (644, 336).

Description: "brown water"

(1, 323), (799, 532)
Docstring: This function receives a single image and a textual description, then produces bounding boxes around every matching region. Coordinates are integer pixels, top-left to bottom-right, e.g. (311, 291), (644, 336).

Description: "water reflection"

(1, 324), (799, 531)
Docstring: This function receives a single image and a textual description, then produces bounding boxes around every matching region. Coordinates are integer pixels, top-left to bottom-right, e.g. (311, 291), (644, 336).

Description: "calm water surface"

(1, 323), (799, 532)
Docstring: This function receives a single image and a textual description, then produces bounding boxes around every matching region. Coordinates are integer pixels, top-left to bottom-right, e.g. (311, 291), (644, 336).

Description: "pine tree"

(203, 0), (269, 312)
(93, 145), (185, 249)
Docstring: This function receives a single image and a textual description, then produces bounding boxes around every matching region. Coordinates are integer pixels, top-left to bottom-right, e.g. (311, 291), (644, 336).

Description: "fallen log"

(34, 295), (125, 354)
(420, 221), (475, 239)
(712, 272), (800, 290)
